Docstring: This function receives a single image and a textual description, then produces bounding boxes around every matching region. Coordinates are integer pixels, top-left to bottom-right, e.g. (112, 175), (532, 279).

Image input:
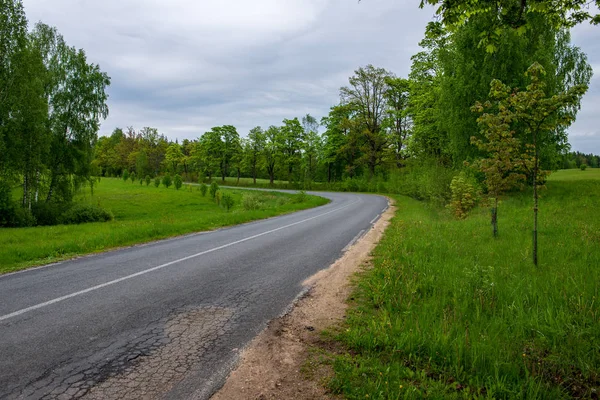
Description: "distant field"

(326, 169), (600, 398)
(0, 178), (328, 274)
(548, 167), (600, 181)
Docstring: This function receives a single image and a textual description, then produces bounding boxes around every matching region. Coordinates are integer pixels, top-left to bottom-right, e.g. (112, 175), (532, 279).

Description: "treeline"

(562, 151), (600, 169)
(0, 0), (110, 227)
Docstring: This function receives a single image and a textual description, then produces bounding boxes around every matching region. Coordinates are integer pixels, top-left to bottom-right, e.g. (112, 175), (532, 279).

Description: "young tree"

(383, 77), (411, 168)
(165, 142), (184, 174)
(280, 118), (304, 183)
(264, 125), (282, 185)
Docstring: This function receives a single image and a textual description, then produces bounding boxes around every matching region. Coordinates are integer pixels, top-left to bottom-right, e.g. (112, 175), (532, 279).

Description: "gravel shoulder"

(210, 200), (396, 400)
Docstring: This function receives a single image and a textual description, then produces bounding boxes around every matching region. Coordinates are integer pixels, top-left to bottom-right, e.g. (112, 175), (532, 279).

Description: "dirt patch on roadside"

(211, 200), (396, 400)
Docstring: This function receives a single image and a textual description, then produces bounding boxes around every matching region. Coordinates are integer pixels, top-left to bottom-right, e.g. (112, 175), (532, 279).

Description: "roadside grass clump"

(199, 183), (208, 197)
(241, 193), (263, 210)
(327, 170), (600, 399)
(0, 178), (329, 273)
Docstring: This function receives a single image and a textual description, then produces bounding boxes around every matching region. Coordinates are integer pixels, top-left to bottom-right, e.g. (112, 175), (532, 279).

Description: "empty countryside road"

(0, 191), (388, 399)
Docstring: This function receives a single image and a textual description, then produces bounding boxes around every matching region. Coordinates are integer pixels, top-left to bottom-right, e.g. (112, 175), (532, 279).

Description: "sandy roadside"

(210, 199), (396, 400)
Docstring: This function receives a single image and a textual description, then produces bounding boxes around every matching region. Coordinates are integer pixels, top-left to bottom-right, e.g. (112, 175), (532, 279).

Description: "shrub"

(154, 177), (161, 187)
(145, 175), (151, 186)
(447, 171), (481, 219)
(209, 182), (219, 199)
(221, 192), (235, 212)
(31, 202), (70, 226)
(0, 183), (37, 227)
(242, 193), (262, 210)
(12, 207), (37, 227)
(139, 178), (143, 185)
(580, 164), (588, 171)
(122, 170), (129, 181)
(59, 204), (113, 225)
(130, 172), (136, 183)
(174, 174), (183, 190)
(200, 183), (208, 197)
(215, 190), (222, 206)
(162, 175), (172, 188)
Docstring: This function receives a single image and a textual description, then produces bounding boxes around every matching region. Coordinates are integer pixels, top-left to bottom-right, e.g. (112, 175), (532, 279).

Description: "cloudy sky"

(21, 0), (600, 154)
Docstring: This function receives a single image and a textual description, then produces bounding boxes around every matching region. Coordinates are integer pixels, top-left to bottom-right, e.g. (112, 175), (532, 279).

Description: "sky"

(20, 0), (600, 154)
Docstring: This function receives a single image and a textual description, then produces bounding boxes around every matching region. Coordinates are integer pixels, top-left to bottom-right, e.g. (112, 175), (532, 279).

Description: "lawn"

(326, 170), (599, 398)
(0, 178), (328, 274)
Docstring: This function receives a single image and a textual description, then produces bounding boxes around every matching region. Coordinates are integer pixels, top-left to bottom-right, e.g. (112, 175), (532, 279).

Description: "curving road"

(0, 191), (388, 399)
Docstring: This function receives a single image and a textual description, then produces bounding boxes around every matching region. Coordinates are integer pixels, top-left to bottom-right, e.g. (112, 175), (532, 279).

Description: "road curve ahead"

(0, 191), (388, 399)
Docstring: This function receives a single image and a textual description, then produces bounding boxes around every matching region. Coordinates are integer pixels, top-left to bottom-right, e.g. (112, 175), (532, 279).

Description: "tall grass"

(328, 170), (600, 399)
(0, 178), (328, 274)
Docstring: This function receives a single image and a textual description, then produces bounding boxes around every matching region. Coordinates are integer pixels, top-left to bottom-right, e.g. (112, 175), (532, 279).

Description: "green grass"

(326, 174), (600, 398)
(547, 167), (600, 181)
(0, 178), (328, 274)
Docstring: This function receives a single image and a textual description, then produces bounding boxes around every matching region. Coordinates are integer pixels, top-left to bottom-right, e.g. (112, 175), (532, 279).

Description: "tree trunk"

(491, 197), (498, 238)
(237, 168), (240, 184)
(533, 133), (539, 266)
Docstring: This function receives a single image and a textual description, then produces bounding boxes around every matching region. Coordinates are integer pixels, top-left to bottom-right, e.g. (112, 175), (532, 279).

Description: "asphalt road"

(0, 190), (388, 399)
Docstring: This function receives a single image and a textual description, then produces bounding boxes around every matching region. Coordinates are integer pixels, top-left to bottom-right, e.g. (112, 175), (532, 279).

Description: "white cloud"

(21, 0), (600, 154)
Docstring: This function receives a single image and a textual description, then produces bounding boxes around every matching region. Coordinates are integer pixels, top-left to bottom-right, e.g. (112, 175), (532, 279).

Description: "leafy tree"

(145, 175), (151, 186)
(154, 176), (160, 187)
(302, 114), (321, 182)
(129, 171), (136, 183)
(383, 77), (411, 168)
(340, 65), (391, 178)
(244, 126), (265, 184)
(122, 170), (129, 181)
(264, 125), (282, 185)
(165, 142), (184, 174)
(280, 118), (304, 183)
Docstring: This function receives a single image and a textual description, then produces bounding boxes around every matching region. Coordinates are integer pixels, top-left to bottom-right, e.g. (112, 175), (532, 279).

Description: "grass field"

(0, 178), (328, 274)
(325, 169), (599, 399)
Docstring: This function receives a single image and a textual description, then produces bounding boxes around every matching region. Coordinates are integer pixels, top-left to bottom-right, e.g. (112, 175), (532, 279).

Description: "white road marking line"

(370, 214), (380, 225)
(0, 200), (360, 323)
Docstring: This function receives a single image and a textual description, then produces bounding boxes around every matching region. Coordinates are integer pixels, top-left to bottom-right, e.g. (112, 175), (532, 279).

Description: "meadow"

(325, 169), (599, 399)
(0, 178), (328, 274)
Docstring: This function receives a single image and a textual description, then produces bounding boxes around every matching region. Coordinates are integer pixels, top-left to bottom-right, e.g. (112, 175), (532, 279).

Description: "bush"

(580, 164), (588, 171)
(209, 182), (219, 199)
(130, 172), (136, 183)
(215, 190), (222, 205)
(12, 207), (37, 227)
(200, 183), (208, 197)
(447, 171), (481, 219)
(122, 170), (129, 181)
(162, 175), (172, 188)
(139, 178), (143, 185)
(154, 177), (160, 187)
(59, 204), (113, 225)
(174, 174), (183, 190)
(31, 202), (70, 226)
(145, 175), (151, 186)
(0, 183), (37, 227)
(221, 192), (235, 212)
(242, 193), (262, 210)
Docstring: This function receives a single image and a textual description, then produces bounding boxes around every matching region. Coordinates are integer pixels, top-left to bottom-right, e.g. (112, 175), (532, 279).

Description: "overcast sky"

(21, 0), (600, 154)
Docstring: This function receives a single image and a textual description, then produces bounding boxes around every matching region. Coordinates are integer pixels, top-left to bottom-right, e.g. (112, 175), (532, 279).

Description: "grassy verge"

(326, 170), (599, 399)
(0, 178), (328, 274)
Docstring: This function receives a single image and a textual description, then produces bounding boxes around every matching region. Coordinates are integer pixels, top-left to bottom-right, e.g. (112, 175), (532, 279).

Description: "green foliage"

(122, 170), (129, 181)
(162, 175), (172, 189)
(139, 178), (143, 185)
(215, 190), (222, 206)
(209, 182), (219, 199)
(58, 204), (113, 224)
(447, 171), (480, 219)
(292, 190), (307, 203)
(580, 163), (587, 171)
(145, 175), (151, 186)
(31, 202), (70, 226)
(153, 177), (160, 187)
(199, 183), (208, 197)
(328, 176), (600, 398)
(221, 192), (234, 212)
(173, 174), (182, 190)
(129, 172), (136, 183)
